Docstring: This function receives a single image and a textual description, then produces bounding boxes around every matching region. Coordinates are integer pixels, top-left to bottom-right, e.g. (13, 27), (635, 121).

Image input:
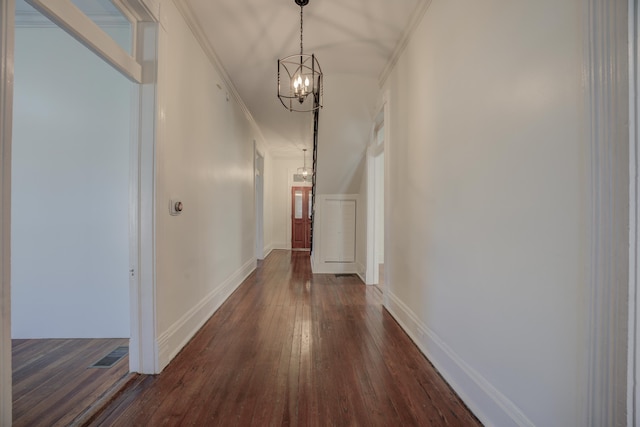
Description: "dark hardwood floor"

(91, 250), (482, 426)
(13, 338), (130, 427)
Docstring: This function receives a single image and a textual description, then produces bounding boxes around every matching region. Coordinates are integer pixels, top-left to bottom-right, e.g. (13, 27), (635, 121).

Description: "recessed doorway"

(291, 186), (312, 250)
(11, 1), (133, 423)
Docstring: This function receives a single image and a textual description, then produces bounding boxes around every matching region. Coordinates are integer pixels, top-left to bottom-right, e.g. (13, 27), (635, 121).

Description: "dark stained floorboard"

(90, 250), (482, 426)
(12, 338), (129, 427)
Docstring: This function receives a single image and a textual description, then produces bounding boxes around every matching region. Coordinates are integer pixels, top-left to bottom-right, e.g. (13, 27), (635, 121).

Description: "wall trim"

(629, 0), (640, 424)
(385, 291), (535, 427)
(272, 241), (291, 251)
(128, 19), (159, 375)
(26, 0), (142, 83)
(356, 262), (366, 284)
(15, 11), (129, 28)
(157, 258), (256, 371)
(378, 0), (432, 88)
(262, 243), (275, 259)
(0, 0), (14, 424)
(311, 262), (358, 275)
(171, 0), (267, 148)
(365, 93), (389, 286)
(584, 1), (630, 426)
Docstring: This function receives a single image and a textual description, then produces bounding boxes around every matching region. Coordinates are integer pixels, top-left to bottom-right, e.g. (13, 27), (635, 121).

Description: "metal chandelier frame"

(277, 0), (323, 112)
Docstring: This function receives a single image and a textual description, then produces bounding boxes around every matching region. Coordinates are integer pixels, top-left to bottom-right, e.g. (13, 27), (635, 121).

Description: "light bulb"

(305, 77), (310, 87)
(302, 169), (308, 177)
(294, 79), (299, 89)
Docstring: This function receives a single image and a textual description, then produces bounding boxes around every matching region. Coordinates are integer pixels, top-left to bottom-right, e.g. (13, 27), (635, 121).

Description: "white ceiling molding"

(172, 1), (268, 148)
(378, 0), (432, 88)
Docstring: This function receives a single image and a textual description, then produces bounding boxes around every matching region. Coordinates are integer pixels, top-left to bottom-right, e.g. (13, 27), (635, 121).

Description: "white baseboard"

(385, 291), (535, 427)
(272, 241), (290, 250)
(157, 258), (257, 371)
(356, 262), (366, 283)
(311, 261), (358, 274)
(262, 243), (275, 259)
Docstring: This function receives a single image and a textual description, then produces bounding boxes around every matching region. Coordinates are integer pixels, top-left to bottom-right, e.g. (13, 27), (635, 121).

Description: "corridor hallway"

(91, 250), (481, 426)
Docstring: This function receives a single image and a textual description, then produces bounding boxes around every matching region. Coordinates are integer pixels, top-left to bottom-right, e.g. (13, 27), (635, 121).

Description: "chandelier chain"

(300, 6), (304, 56)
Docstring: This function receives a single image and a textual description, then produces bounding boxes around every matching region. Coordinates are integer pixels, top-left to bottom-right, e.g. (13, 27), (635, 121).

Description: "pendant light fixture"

(277, 0), (323, 112)
(297, 149), (313, 181)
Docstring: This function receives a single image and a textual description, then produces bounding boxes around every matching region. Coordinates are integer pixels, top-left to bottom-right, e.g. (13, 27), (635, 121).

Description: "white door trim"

(128, 17), (159, 374)
(287, 168), (312, 250)
(366, 91), (390, 293)
(25, 0), (142, 82)
(365, 144), (384, 285)
(585, 0), (630, 425)
(0, 1), (14, 423)
(255, 145), (265, 260)
(9, 0), (159, 375)
(629, 0), (639, 424)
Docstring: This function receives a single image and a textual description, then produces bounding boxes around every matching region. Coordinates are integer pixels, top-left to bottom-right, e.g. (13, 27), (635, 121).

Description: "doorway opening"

(2, 0), (160, 423)
(292, 186), (312, 250)
(10, 1), (133, 423)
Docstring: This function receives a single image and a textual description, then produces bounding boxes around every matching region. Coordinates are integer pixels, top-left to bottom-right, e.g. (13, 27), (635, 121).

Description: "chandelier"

(297, 149), (313, 181)
(277, 0), (323, 112)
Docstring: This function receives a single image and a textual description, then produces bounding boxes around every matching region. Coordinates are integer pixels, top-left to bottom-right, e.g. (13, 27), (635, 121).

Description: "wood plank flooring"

(91, 250), (482, 426)
(13, 338), (129, 427)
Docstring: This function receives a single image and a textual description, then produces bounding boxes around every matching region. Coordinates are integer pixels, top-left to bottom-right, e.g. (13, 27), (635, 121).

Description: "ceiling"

(16, 0), (423, 159)
(182, 0), (421, 156)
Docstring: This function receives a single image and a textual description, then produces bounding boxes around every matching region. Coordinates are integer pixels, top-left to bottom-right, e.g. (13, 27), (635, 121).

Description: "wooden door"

(291, 186), (312, 249)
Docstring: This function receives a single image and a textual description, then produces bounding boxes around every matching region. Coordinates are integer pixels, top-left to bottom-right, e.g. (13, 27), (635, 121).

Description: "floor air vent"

(335, 274), (356, 278)
(90, 346), (128, 368)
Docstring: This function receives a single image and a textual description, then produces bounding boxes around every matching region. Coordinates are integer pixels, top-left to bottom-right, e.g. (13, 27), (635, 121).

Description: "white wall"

(382, 1), (588, 425)
(154, 1), (260, 369)
(11, 25), (131, 338)
(315, 74), (377, 195)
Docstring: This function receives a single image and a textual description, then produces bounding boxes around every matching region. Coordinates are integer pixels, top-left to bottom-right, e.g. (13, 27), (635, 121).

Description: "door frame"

(27, 0), (160, 375)
(129, 16), (159, 374)
(0, 0), (15, 423)
(286, 168), (311, 249)
(255, 145), (265, 260)
(630, 0), (640, 424)
(366, 91), (390, 295)
(0, 9), (161, 418)
(291, 186), (312, 250)
(583, 0), (630, 425)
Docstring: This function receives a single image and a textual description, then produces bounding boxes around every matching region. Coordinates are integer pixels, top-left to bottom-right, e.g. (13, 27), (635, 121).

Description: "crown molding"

(378, 0), (431, 88)
(172, 0), (268, 148)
